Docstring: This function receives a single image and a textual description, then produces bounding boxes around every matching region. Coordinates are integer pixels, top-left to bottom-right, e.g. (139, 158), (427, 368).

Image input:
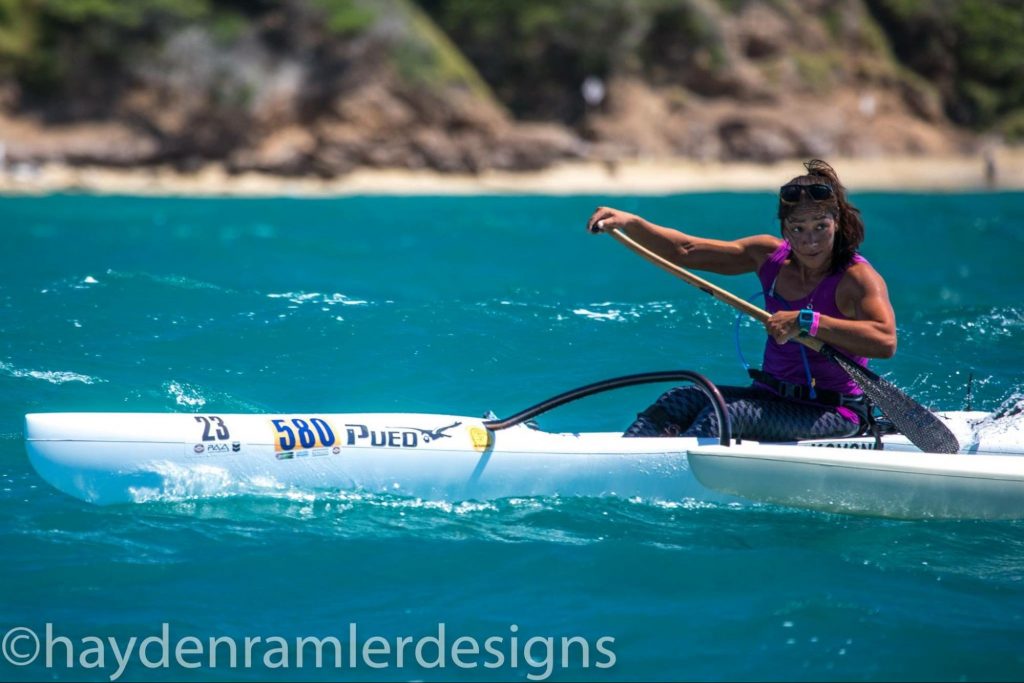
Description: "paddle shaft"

(608, 229), (826, 354)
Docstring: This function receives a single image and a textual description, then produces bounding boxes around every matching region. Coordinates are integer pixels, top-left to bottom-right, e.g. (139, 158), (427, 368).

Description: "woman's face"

(784, 214), (837, 267)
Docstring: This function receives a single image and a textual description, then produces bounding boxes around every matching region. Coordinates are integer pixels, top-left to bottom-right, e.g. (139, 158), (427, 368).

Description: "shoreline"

(1, 149), (1021, 197)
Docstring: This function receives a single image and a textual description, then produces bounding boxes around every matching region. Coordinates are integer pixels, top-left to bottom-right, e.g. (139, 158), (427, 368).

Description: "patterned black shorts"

(624, 384), (862, 441)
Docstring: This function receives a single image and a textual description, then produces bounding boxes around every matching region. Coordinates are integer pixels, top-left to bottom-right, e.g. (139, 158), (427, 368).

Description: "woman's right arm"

(587, 206), (780, 275)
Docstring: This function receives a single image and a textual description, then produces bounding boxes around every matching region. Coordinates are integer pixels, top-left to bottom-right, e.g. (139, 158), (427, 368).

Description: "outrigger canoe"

(24, 407), (1024, 519)
(29, 227), (1020, 518)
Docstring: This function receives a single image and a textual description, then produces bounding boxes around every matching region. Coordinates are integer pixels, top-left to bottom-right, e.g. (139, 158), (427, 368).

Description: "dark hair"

(777, 159), (864, 274)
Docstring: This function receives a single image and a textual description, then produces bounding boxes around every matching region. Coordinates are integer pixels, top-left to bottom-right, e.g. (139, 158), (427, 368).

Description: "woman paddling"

(587, 159), (896, 441)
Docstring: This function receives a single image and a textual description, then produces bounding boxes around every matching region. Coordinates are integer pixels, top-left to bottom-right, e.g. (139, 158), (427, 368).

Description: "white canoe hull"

(24, 410), (1024, 518)
(24, 412), (731, 506)
(685, 408), (1024, 519)
(688, 444), (1024, 520)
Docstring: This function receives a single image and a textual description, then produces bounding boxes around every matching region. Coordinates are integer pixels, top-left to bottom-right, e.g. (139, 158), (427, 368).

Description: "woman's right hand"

(586, 206), (642, 235)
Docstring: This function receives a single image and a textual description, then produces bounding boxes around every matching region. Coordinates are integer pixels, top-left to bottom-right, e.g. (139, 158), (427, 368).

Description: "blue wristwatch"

(798, 308), (815, 335)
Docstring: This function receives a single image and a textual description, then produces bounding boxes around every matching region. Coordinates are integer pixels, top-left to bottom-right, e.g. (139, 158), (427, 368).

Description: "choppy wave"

(102, 269), (227, 291)
(37, 270), (226, 294)
(42, 482), (1024, 562)
(994, 390), (1024, 419)
(266, 291), (371, 307)
(569, 300), (710, 324)
(163, 380), (208, 407)
(128, 461), (235, 503)
(0, 361), (104, 385)
(265, 291), (374, 322)
(572, 306), (632, 322)
(929, 306), (1024, 340)
(158, 381), (267, 412)
(965, 392), (1024, 448)
(122, 484), (759, 546)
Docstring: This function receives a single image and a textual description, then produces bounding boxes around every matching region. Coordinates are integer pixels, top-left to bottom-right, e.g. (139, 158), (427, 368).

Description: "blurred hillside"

(0, 0), (1021, 177)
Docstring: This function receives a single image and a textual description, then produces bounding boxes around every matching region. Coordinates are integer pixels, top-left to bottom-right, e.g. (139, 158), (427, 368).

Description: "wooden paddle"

(608, 228), (960, 454)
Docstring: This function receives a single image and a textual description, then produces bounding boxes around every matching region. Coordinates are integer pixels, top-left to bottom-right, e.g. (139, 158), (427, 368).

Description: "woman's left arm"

(765, 264), (897, 359)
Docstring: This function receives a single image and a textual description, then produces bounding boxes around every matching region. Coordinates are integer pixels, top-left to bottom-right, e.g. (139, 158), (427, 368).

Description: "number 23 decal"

(195, 415), (230, 441)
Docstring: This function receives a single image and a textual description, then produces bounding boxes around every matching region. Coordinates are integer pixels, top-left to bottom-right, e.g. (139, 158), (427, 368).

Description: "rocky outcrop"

(560, 0), (972, 162)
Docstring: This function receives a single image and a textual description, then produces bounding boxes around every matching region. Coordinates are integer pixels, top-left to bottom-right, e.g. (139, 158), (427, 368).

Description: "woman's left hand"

(765, 311), (802, 344)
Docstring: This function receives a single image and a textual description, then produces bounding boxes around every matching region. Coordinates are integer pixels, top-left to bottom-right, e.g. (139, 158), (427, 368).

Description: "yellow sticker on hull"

(468, 426), (493, 452)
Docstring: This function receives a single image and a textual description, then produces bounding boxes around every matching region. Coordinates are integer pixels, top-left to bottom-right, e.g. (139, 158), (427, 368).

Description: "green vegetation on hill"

(0, 0), (498, 113)
(416, 0), (628, 123)
(2, 0), (1021, 131)
(420, 0), (1024, 135)
(865, 0), (1024, 137)
(0, 0), (228, 120)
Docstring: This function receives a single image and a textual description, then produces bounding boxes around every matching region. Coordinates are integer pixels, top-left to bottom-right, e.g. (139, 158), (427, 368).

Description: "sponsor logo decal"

(345, 424), (420, 448)
(809, 441), (875, 450)
(388, 421), (462, 443)
(189, 441), (242, 457)
(341, 421), (461, 449)
(468, 426), (492, 452)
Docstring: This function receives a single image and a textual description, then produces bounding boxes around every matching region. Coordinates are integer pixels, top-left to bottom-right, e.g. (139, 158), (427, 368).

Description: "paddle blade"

(829, 352), (960, 454)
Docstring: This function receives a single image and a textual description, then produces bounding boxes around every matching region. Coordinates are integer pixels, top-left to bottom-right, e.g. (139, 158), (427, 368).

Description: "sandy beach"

(1, 148), (1022, 197)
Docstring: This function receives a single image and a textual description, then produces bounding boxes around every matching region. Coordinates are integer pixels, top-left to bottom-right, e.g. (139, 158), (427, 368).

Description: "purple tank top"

(757, 241), (868, 396)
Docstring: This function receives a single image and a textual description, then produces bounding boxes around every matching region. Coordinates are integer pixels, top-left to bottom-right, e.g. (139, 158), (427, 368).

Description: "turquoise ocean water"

(2, 191), (1024, 681)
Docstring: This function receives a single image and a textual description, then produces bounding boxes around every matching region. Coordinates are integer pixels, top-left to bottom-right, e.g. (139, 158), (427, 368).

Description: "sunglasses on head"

(779, 183), (834, 203)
